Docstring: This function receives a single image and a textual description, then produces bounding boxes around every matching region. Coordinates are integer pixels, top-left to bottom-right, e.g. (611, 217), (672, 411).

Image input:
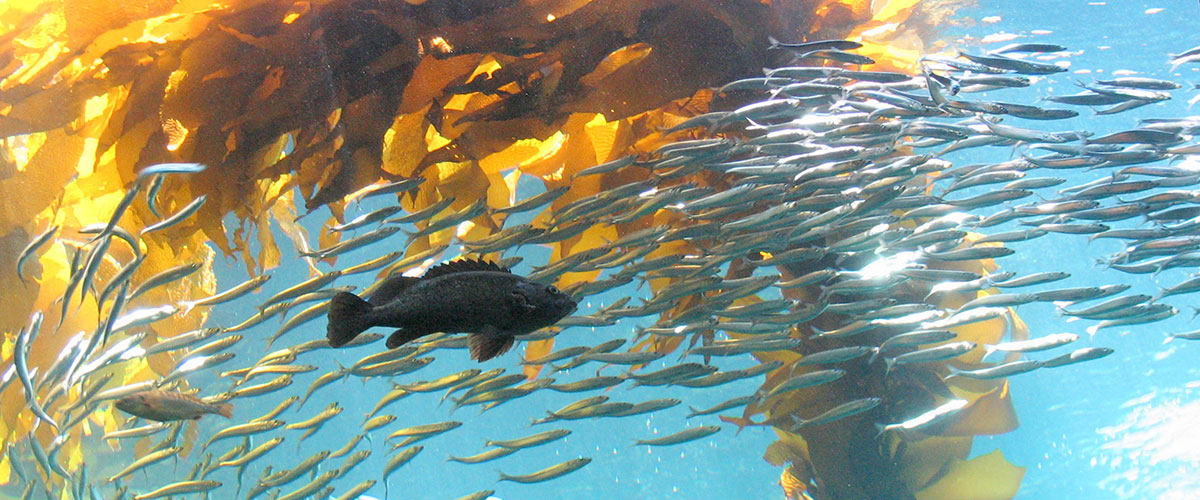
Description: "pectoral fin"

(468, 334), (516, 362)
(386, 328), (431, 349)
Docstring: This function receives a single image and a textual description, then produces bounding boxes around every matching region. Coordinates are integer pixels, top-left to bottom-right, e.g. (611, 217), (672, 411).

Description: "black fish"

(326, 259), (577, 361)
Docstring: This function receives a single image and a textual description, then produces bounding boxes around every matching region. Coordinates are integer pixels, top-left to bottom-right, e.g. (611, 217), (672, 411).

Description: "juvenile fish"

(948, 360), (1042, 380)
(498, 457), (591, 483)
(383, 446), (423, 497)
(878, 399), (969, 438)
(687, 395), (757, 418)
(140, 195), (207, 236)
(448, 447), (518, 464)
(115, 389), (232, 422)
(131, 480), (220, 500)
(487, 428), (572, 449)
(791, 397), (882, 429)
(635, 426), (721, 446)
(178, 275), (271, 315)
(1041, 347), (1114, 368)
(885, 341), (977, 373)
(984, 333), (1078, 358)
(16, 225), (57, 284)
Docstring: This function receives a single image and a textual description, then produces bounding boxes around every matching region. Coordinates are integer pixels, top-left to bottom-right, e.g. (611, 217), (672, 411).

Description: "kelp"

(0, 0), (1023, 499)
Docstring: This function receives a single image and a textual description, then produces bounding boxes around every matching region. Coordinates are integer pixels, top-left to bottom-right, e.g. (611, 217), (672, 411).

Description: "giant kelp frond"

(0, 0), (973, 497)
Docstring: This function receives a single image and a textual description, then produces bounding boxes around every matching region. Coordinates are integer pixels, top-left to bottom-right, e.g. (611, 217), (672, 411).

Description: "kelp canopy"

(0, 0), (1032, 499)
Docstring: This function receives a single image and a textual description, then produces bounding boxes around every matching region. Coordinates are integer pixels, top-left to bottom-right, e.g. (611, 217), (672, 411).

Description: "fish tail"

(179, 301), (196, 317)
(327, 291), (374, 347)
(981, 344), (997, 361)
(215, 403), (233, 419)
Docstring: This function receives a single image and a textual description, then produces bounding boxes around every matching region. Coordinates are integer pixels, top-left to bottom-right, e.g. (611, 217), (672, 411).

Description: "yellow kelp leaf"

(771, 428), (812, 463)
(1003, 309), (1031, 363)
(515, 131), (569, 179)
(0, 230), (40, 338)
(62, 0), (177, 47)
(579, 43), (654, 88)
(941, 382), (1019, 437)
(501, 169), (521, 206)
(253, 206), (282, 272)
(753, 348), (802, 368)
(317, 216), (341, 254)
(0, 338), (12, 367)
(399, 54), (487, 113)
(585, 113), (624, 163)
(856, 38), (922, 72)
(895, 435), (973, 492)
(21, 249), (98, 379)
(947, 313), (1006, 365)
(181, 418), (199, 457)
(480, 137), (554, 175)
(468, 166), (512, 237)
(0, 451), (9, 484)
(0, 130), (88, 226)
(523, 338), (554, 380)
(424, 160), (497, 249)
(764, 441), (798, 467)
(780, 465), (811, 500)
(914, 449), (1024, 500)
(145, 329), (178, 376)
(381, 106), (431, 178)
(269, 188), (320, 274)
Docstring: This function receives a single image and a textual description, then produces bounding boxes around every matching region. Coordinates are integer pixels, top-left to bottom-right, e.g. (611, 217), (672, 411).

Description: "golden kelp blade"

(915, 449), (1026, 500)
(0, 0), (972, 495)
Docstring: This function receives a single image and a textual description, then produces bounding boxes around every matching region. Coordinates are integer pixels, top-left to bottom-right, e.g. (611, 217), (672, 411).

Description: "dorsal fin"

(422, 258), (510, 280)
(367, 275), (420, 306)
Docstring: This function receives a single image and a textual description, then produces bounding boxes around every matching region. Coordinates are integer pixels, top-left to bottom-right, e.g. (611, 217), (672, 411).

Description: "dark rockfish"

(327, 259), (577, 361)
(114, 390), (232, 421)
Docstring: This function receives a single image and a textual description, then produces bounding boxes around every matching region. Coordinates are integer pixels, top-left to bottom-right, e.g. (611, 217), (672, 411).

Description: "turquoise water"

(200, 2), (1200, 498)
(9, 1), (1200, 499)
(948, 2), (1200, 499)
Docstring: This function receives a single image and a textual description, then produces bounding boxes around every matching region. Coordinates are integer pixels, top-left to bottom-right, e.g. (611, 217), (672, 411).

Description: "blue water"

(949, 2), (1200, 499)
(143, 1), (1200, 499)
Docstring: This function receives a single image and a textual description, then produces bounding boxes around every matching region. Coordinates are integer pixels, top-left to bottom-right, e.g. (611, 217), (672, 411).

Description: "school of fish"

(9, 35), (1200, 500)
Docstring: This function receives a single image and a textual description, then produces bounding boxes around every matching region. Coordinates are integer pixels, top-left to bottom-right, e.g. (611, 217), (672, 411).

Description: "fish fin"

(367, 276), (420, 306)
(981, 344), (997, 361)
(422, 258), (510, 280)
(468, 334), (515, 362)
(327, 292), (374, 347)
(386, 328), (429, 349)
(216, 403), (233, 419)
